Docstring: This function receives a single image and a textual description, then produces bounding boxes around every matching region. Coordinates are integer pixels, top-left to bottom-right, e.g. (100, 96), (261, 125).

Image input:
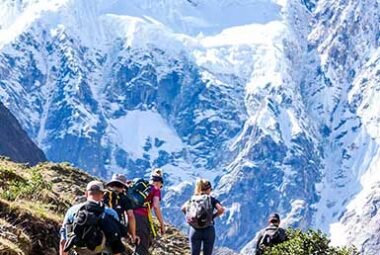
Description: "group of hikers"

(59, 168), (287, 255)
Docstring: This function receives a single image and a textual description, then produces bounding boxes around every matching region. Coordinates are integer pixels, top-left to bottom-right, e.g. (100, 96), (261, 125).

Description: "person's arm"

(126, 209), (138, 242)
(213, 203), (225, 218)
(256, 231), (264, 251)
(181, 201), (188, 214)
(152, 196), (165, 235)
(59, 239), (67, 255)
(59, 208), (72, 255)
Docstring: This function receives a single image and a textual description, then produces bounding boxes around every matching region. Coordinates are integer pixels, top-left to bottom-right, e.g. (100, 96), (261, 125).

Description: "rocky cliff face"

(0, 102), (46, 165)
(0, 0), (379, 254)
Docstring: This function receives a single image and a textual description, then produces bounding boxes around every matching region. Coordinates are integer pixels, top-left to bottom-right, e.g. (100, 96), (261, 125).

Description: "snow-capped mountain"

(0, 0), (379, 253)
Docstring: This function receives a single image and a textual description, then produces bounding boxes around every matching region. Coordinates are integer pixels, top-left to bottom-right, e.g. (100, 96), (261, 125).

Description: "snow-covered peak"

(0, 0), (286, 49)
(99, 0), (283, 36)
(0, 0), (65, 47)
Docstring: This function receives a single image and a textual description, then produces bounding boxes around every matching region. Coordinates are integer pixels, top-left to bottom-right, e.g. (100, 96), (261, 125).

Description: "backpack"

(127, 179), (152, 209)
(64, 202), (129, 254)
(103, 190), (126, 223)
(64, 201), (105, 253)
(186, 195), (213, 229)
(257, 226), (282, 253)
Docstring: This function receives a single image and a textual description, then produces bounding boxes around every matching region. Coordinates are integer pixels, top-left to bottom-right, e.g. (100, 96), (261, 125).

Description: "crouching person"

(59, 180), (127, 255)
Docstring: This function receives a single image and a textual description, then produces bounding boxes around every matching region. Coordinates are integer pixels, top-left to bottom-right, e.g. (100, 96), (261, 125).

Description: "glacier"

(0, 0), (380, 254)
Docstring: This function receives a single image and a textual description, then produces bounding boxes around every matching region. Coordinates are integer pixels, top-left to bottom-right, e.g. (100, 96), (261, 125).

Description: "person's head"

(106, 173), (128, 192)
(85, 180), (106, 202)
(194, 179), (212, 195)
(268, 213), (281, 226)
(150, 168), (164, 189)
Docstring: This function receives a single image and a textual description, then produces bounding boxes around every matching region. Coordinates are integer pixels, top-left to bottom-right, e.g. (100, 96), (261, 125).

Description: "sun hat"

(106, 173), (128, 188)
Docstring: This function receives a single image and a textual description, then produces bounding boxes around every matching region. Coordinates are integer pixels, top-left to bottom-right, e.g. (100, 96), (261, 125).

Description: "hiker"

(103, 173), (138, 244)
(59, 180), (127, 255)
(255, 213), (288, 255)
(181, 179), (225, 255)
(133, 168), (165, 255)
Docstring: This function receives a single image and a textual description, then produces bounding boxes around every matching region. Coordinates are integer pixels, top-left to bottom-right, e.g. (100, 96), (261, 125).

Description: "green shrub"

(0, 168), (51, 201)
(262, 229), (359, 255)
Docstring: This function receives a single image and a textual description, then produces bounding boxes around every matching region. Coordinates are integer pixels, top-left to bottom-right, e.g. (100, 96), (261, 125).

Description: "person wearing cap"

(181, 179), (225, 255)
(103, 173), (138, 244)
(255, 213), (288, 255)
(59, 180), (126, 255)
(133, 168), (165, 255)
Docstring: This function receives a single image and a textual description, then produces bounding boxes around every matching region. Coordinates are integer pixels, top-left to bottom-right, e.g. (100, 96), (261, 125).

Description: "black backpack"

(64, 201), (129, 253)
(127, 179), (152, 209)
(64, 201), (105, 252)
(99, 210), (129, 243)
(186, 195), (214, 229)
(257, 226), (282, 254)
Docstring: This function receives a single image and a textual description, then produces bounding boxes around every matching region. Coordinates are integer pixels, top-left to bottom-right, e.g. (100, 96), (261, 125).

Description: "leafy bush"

(0, 168), (51, 201)
(263, 229), (359, 255)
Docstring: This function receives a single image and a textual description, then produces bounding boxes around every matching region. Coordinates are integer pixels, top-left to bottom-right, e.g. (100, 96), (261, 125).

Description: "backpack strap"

(107, 191), (113, 208)
(146, 202), (157, 238)
(138, 181), (151, 201)
(106, 191), (121, 210)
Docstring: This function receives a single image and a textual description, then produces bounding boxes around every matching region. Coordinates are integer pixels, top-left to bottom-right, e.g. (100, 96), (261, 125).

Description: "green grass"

(0, 167), (52, 201)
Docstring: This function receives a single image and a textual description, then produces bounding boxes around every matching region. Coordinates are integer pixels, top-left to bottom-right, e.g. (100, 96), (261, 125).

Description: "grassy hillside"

(0, 157), (190, 255)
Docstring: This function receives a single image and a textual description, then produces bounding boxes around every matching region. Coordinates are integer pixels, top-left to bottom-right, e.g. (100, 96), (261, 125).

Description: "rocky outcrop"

(214, 247), (242, 255)
(0, 102), (46, 165)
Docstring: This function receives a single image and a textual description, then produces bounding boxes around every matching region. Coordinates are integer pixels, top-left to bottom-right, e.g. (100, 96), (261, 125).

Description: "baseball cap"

(86, 180), (106, 192)
(269, 213), (280, 222)
(151, 168), (164, 183)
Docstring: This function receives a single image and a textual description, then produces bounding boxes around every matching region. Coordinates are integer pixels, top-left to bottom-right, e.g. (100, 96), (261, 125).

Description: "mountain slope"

(0, 157), (190, 255)
(0, 102), (46, 165)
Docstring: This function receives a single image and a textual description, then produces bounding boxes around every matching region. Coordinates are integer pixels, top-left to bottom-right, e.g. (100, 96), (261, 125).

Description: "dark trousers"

(134, 213), (152, 255)
(189, 226), (216, 255)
